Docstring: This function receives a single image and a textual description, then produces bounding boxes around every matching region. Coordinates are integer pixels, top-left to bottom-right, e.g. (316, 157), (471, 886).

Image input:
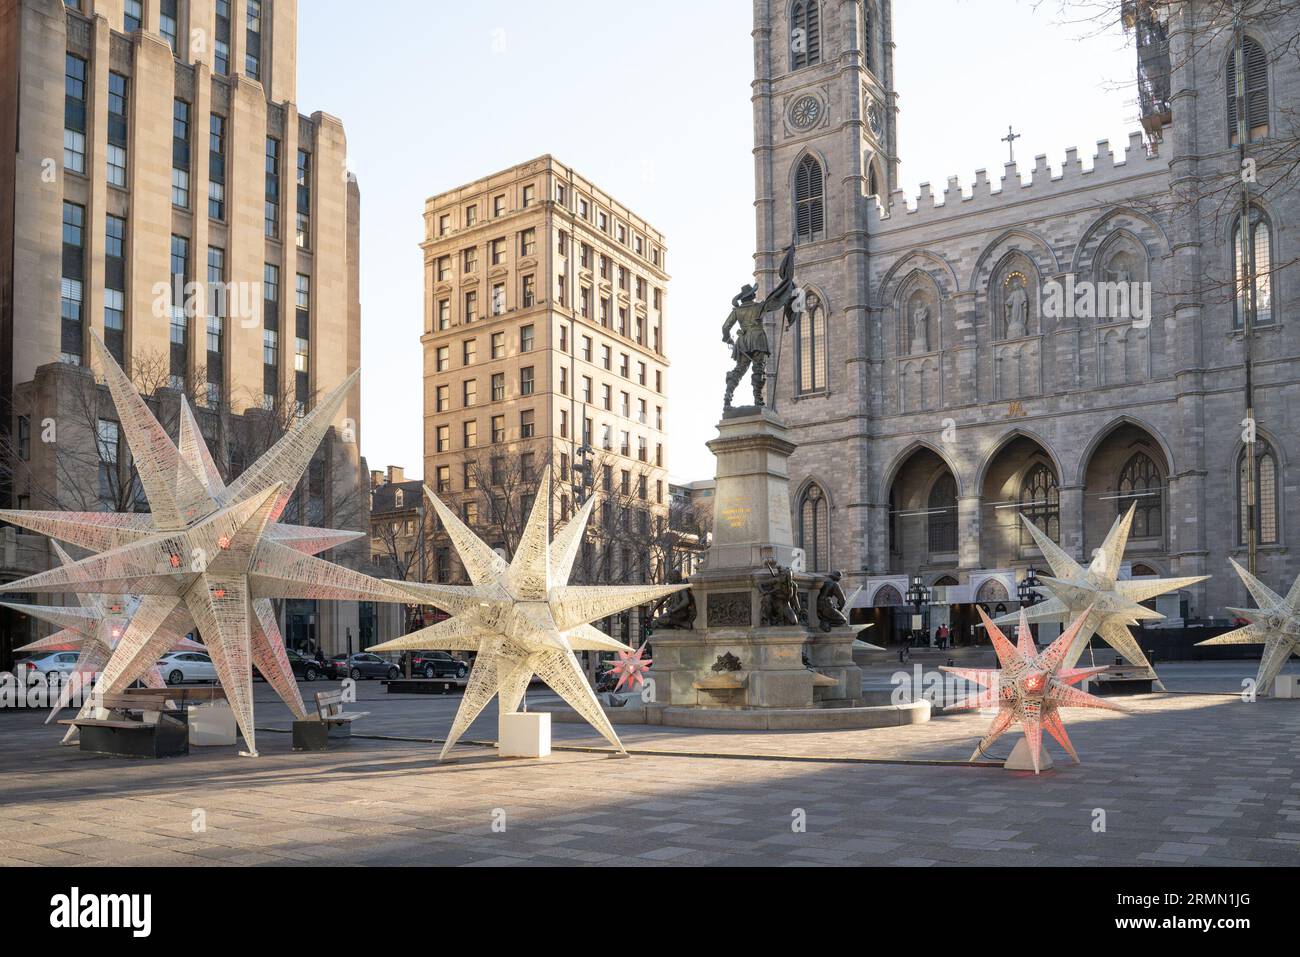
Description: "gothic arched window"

(1239, 440), (1280, 545)
(1019, 462), (1060, 546)
(927, 473), (958, 553)
(790, 1), (821, 70)
(867, 163), (879, 198)
(1117, 452), (1163, 538)
(794, 155), (825, 244)
(1233, 206), (1273, 328)
(796, 293), (826, 394)
(1227, 35), (1269, 143)
(799, 482), (829, 571)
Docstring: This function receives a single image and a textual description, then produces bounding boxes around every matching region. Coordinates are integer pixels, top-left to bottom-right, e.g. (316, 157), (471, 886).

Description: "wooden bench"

(58, 693), (189, 758)
(292, 690), (370, 751)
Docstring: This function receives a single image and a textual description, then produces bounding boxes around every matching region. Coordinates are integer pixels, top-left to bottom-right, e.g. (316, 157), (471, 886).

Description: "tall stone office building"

(0, 0), (366, 662)
(752, 1), (1299, 642)
(421, 156), (671, 641)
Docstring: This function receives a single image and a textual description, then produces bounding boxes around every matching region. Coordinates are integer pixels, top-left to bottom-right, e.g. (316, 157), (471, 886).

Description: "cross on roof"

(1002, 125), (1021, 164)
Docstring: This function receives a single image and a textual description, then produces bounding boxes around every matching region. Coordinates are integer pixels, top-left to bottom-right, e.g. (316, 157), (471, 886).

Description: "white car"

(158, 651), (217, 685)
(15, 651), (82, 678)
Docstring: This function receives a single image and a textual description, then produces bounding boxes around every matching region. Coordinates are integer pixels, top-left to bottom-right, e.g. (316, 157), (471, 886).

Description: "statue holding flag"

(721, 244), (802, 411)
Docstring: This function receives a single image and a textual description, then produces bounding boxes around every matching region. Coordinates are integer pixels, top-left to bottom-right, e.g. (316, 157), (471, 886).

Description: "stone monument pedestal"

(648, 408), (863, 713)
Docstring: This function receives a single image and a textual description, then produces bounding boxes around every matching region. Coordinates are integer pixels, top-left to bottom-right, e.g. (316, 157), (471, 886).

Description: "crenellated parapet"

(867, 132), (1169, 231)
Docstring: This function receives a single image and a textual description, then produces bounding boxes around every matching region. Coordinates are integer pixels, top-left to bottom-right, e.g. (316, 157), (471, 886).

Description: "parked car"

(409, 651), (469, 680)
(14, 651), (82, 679)
(330, 652), (399, 681)
(286, 649), (329, 682)
(158, 651), (217, 685)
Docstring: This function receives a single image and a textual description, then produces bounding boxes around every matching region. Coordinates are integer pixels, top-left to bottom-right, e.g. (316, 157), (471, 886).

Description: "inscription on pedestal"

(707, 592), (752, 627)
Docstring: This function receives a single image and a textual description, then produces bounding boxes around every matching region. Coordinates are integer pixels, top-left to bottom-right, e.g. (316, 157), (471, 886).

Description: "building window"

(927, 474), (958, 553)
(436, 255), (451, 282)
(520, 228), (536, 257)
(790, 0), (822, 70)
(1239, 440), (1280, 546)
(863, 1), (876, 73)
(265, 137), (281, 238)
(492, 283), (505, 316)
(522, 274), (535, 308)
(463, 338), (477, 365)
(172, 100), (191, 207)
(794, 155), (825, 243)
(493, 194), (505, 217)
(522, 184), (535, 208)
(169, 235), (189, 388)
(215, 0), (231, 74)
(159, 0), (178, 52)
(209, 114), (227, 220)
(1118, 452), (1163, 539)
(520, 324), (535, 352)
(520, 409), (535, 438)
(796, 293), (826, 393)
(464, 290), (478, 323)
(465, 204), (478, 226)
(124, 0), (142, 33)
(491, 372), (505, 401)
(1227, 35), (1269, 143)
(436, 346), (450, 372)
(60, 202), (85, 365)
(438, 299), (451, 331)
(463, 378), (477, 407)
(437, 425), (450, 453)
(492, 415), (505, 443)
(246, 0), (264, 79)
(104, 214), (127, 364)
(491, 331), (505, 359)
(106, 73), (129, 187)
(463, 247), (478, 273)
(436, 466), (451, 495)
(1233, 206), (1273, 328)
(296, 149), (311, 248)
(435, 384), (449, 412)
(64, 55), (87, 174)
(798, 483), (829, 571)
(97, 419), (120, 502)
(520, 366), (535, 396)
(1019, 462), (1060, 545)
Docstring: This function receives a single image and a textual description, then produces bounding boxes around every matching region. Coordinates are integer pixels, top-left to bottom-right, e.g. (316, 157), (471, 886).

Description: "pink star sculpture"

(606, 642), (653, 692)
(940, 605), (1126, 774)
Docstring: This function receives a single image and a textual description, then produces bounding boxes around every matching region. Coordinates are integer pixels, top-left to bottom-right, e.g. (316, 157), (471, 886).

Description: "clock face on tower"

(866, 97), (883, 137)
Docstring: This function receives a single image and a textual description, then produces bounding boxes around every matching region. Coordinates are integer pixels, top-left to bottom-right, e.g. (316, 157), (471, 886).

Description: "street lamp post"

(905, 575), (931, 648)
(1017, 566), (1042, 608)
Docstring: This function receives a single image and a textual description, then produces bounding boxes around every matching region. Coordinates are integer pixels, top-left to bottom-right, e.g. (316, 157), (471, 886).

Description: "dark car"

(409, 651), (469, 680)
(331, 652), (400, 681)
(286, 649), (329, 682)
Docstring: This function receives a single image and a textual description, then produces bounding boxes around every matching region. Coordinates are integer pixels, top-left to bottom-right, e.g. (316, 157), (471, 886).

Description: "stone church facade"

(752, 0), (1299, 641)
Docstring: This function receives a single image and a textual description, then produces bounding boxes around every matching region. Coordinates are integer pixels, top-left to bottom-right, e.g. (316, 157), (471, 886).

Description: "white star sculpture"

(1197, 559), (1300, 696)
(3, 543), (204, 737)
(370, 479), (687, 759)
(996, 505), (1207, 689)
(0, 334), (410, 755)
(943, 606), (1125, 774)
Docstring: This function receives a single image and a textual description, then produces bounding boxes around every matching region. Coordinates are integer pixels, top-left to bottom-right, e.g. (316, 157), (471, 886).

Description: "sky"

(297, 0), (1138, 484)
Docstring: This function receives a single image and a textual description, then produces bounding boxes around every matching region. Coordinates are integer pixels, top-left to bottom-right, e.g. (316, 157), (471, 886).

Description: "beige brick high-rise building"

(421, 156), (671, 642)
(0, 0), (366, 663)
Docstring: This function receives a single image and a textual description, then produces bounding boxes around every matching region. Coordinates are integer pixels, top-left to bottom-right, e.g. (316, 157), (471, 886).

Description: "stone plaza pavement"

(0, 662), (1298, 867)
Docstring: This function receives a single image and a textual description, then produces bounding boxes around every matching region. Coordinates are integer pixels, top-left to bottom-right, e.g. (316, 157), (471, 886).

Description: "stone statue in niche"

(816, 570), (850, 632)
(909, 299), (930, 354)
(1105, 250), (1139, 286)
(1005, 280), (1029, 339)
(758, 560), (801, 626)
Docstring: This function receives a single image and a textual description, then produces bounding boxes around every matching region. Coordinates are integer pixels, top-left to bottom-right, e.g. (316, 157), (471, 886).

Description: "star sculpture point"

(1197, 559), (1300, 696)
(0, 332), (407, 755)
(942, 606), (1127, 773)
(996, 505), (1208, 688)
(369, 480), (687, 759)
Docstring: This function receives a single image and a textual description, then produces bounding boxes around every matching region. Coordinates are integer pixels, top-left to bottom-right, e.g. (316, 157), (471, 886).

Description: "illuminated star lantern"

(942, 606), (1125, 774)
(0, 334), (411, 756)
(370, 479), (688, 759)
(606, 642), (653, 692)
(1196, 559), (1300, 696)
(2, 543), (204, 737)
(995, 505), (1208, 689)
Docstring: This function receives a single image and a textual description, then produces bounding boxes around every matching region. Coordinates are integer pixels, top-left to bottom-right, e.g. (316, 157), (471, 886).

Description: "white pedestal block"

(498, 712), (551, 758)
(1004, 737), (1054, 772)
(1273, 675), (1300, 698)
(188, 701), (238, 746)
